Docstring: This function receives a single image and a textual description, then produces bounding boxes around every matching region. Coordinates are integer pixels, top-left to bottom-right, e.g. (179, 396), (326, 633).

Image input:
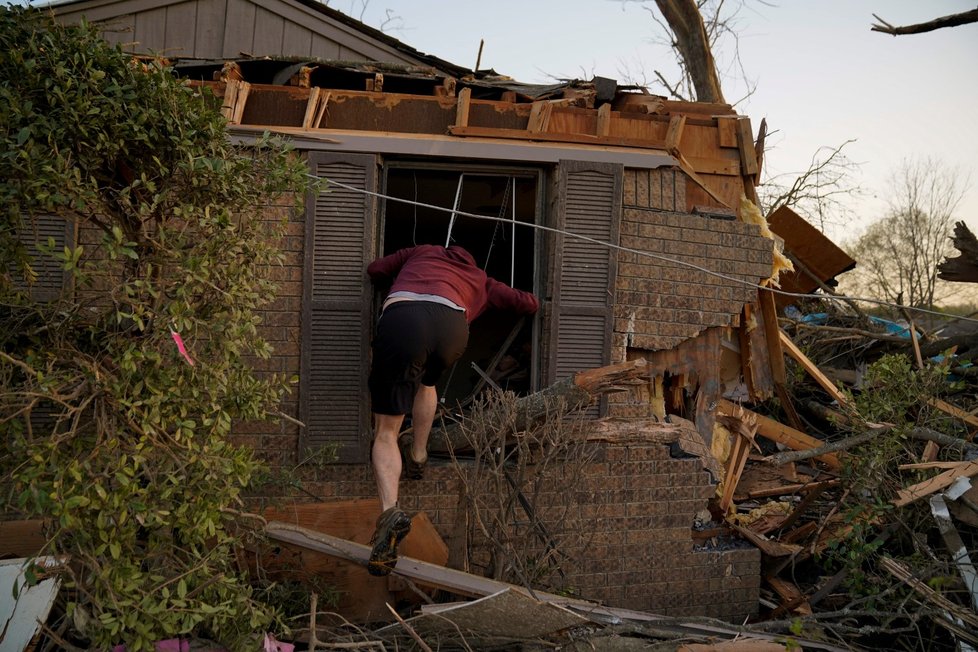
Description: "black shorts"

(368, 301), (469, 415)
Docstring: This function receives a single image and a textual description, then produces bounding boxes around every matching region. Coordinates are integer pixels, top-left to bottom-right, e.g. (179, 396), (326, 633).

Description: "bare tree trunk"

(654, 0), (726, 103)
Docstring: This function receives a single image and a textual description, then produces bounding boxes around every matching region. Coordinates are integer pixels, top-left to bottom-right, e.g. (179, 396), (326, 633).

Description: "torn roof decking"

(768, 205), (856, 301)
(184, 59), (754, 210)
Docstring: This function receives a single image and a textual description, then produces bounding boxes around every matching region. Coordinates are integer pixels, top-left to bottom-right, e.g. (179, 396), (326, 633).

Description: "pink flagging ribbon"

(170, 328), (195, 366)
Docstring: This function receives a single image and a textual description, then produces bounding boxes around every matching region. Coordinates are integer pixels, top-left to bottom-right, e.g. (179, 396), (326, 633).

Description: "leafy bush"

(1, 8), (313, 649)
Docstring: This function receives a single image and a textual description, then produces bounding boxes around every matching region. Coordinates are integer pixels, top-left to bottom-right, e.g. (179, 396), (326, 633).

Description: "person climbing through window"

(364, 244), (539, 576)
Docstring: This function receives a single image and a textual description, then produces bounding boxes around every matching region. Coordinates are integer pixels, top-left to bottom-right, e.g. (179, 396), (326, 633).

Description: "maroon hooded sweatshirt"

(366, 245), (539, 323)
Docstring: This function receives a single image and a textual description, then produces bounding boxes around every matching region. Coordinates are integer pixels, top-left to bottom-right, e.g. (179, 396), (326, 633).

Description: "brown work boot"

(367, 506), (412, 576)
(399, 435), (427, 480)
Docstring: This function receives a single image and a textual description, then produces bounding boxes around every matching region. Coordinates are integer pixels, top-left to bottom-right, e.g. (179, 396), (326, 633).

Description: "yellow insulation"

(740, 195), (794, 286)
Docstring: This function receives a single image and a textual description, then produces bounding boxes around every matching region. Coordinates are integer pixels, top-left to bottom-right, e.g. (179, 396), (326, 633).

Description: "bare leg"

(372, 412), (405, 511)
(410, 384), (438, 464)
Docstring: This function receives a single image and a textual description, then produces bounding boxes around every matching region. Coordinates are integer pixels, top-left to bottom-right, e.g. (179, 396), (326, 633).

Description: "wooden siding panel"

(222, 0), (256, 58)
(100, 13), (136, 47)
(193, 0), (228, 59)
(301, 153), (378, 462)
(133, 7), (167, 52)
(163, 1), (198, 57)
(310, 33), (341, 60)
(550, 161), (623, 415)
(252, 6), (286, 57)
(282, 21), (314, 58)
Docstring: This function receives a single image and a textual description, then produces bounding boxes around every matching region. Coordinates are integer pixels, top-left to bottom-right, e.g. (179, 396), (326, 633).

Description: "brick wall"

(240, 170), (763, 622)
(273, 437), (759, 622)
(614, 167), (774, 358)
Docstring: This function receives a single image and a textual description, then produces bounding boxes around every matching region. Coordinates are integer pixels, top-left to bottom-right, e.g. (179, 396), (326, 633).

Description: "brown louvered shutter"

(549, 160), (623, 415)
(300, 152), (377, 462)
(13, 215), (73, 302)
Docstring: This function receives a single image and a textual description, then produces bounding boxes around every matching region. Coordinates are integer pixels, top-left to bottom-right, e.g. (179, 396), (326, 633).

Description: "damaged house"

(39, 0), (859, 627)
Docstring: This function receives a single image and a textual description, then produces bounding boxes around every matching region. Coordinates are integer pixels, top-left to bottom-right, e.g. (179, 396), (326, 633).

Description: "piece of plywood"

(0, 520), (47, 559)
(768, 206), (856, 303)
(259, 500), (447, 622)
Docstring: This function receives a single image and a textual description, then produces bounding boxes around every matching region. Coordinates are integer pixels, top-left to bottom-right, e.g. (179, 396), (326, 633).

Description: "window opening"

(379, 166), (540, 408)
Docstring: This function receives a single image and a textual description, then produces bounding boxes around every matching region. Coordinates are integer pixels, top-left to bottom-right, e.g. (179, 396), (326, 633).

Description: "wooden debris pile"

(711, 297), (978, 650)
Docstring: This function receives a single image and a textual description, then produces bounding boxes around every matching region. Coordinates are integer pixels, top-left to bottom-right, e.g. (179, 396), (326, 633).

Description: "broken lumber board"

(716, 407), (758, 512)
(766, 576), (812, 616)
(717, 399), (841, 469)
(927, 397), (978, 432)
(893, 459), (978, 507)
(665, 114), (687, 151)
(778, 330), (850, 406)
(735, 117), (758, 176)
(527, 100), (554, 133)
(596, 102), (611, 137)
(758, 290), (786, 385)
(455, 87), (471, 128)
(730, 523), (802, 557)
(741, 478), (839, 499)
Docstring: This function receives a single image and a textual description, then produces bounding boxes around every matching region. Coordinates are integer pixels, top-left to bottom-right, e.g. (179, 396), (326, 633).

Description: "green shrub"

(1, 8), (314, 649)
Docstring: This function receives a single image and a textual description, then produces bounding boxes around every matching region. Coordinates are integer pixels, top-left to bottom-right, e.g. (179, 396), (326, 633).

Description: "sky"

(350, 0), (978, 244)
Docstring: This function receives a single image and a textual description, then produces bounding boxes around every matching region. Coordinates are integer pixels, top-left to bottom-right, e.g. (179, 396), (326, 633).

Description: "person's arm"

(485, 277), (539, 315)
(366, 246), (419, 281)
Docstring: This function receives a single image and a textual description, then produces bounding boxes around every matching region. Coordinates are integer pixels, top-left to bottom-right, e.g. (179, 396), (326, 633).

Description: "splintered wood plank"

(665, 114), (687, 151)
(719, 431), (750, 513)
(767, 576), (813, 616)
(716, 406), (759, 512)
(731, 523), (802, 557)
(758, 290), (786, 384)
(892, 460), (978, 508)
(927, 397), (978, 433)
(302, 87), (321, 128)
(779, 330), (850, 406)
(717, 399), (841, 470)
(455, 87), (471, 128)
(735, 117), (758, 176)
(527, 100), (554, 133)
(596, 102), (612, 137)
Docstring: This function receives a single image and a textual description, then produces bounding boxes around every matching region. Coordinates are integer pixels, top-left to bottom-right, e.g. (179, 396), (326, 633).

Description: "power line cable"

(313, 173), (978, 326)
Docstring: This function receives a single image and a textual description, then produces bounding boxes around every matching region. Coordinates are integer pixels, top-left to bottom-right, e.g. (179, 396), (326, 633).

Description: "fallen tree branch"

(429, 358), (651, 454)
(763, 425), (978, 466)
